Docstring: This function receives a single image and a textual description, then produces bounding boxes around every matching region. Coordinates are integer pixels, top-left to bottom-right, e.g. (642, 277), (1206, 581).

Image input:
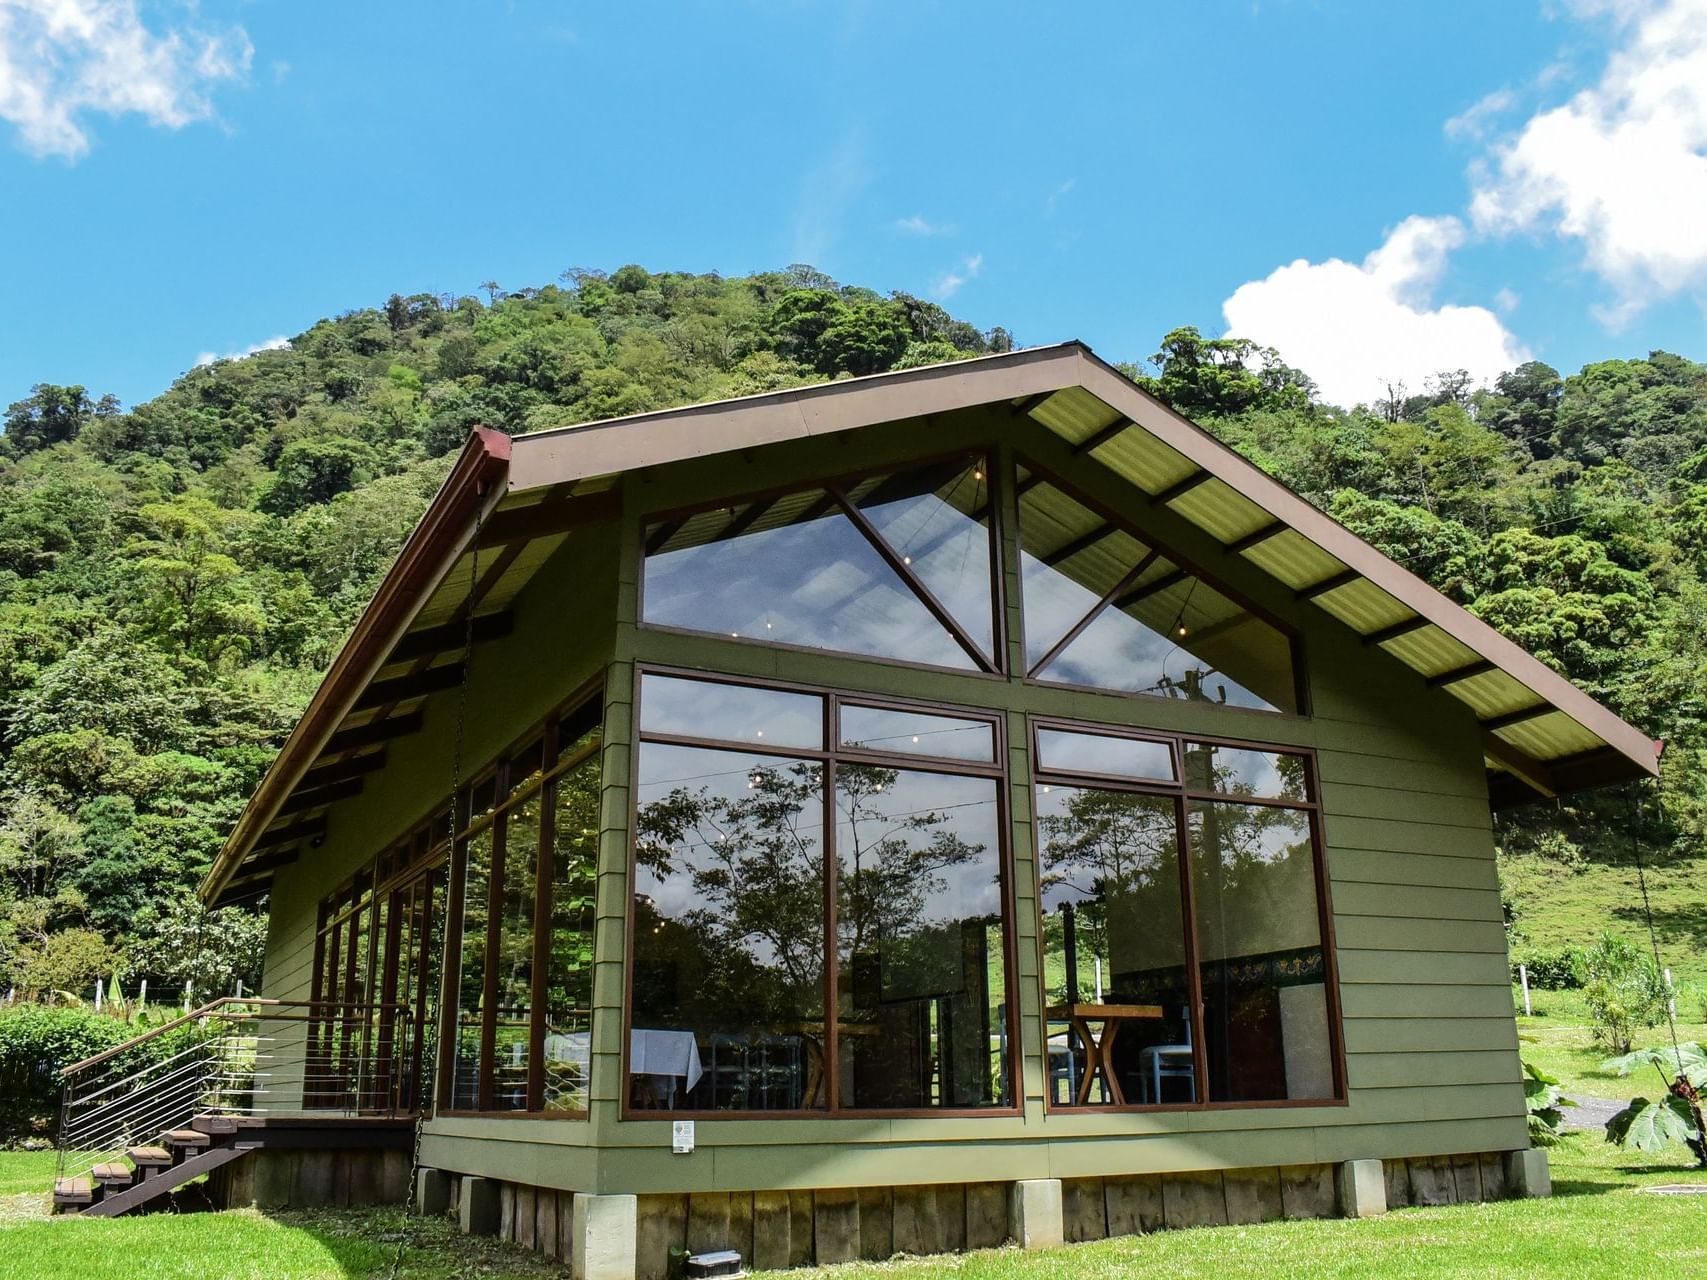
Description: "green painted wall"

(268, 406), (1527, 1196)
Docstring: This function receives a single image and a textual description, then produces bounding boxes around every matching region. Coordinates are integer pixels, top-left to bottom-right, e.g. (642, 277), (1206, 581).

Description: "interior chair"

(1138, 1009), (1196, 1104)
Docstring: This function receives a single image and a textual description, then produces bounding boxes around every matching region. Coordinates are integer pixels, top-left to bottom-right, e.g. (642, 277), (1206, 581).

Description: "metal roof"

(200, 342), (1661, 905)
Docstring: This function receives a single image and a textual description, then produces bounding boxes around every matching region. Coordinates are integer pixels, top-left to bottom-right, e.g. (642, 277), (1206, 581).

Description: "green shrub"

(1581, 933), (1671, 1054)
(1514, 947), (1587, 990)
(0, 1005), (216, 1141)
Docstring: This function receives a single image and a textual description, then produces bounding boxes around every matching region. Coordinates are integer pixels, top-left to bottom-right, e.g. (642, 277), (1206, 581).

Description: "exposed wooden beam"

(296, 751), (387, 792)
(213, 881), (273, 909)
(1297, 569), (1361, 601)
(1363, 615), (1432, 646)
(713, 495), (779, 543)
(352, 663), (464, 711)
(1073, 417), (1133, 454)
(254, 816), (327, 850)
(1427, 658), (1498, 688)
(1113, 568), (1189, 612)
(278, 777), (365, 815)
(1227, 522), (1286, 554)
(232, 845), (300, 878)
(1481, 703), (1556, 732)
(1152, 471), (1212, 505)
(386, 613), (512, 664)
(1042, 523), (1117, 568)
(478, 489), (621, 546)
(1011, 391), (1056, 418)
(644, 517), (686, 555)
(1483, 731), (1557, 800)
(318, 711), (424, 757)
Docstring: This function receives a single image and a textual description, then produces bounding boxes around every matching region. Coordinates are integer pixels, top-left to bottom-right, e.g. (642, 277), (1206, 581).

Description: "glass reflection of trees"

(631, 677), (1011, 1114)
(1034, 725), (1338, 1108)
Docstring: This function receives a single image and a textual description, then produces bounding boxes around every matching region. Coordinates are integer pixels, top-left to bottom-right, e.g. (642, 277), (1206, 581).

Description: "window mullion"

(1171, 796), (1212, 1107)
(1027, 549), (1161, 679)
(830, 485), (996, 674)
(823, 713), (840, 1114)
(528, 719), (561, 1113)
(478, 789), (507, 1112)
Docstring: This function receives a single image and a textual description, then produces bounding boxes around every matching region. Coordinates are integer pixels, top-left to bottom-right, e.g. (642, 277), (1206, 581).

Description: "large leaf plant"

(1601, 1042), (1707, 1167)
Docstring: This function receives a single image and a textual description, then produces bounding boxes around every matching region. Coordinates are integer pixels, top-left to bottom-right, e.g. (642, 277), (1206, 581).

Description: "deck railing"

(55, 998), (417, 1186)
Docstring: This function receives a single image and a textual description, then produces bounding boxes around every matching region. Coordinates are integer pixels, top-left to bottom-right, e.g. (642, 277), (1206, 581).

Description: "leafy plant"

(1522, 1059), (1575, 1146)
(1580, 933), (1670, 1053)
(1513, 947), (1587, 991)
(1601, 1042), (1707, 1167)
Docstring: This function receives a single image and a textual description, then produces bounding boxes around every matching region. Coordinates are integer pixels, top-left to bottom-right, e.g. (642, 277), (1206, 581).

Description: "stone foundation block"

(460, 1176), (500, 1237)
(1010, 1179), (1063, 1250)
(572, 1192), (639, 1280)
(1337, 1159), (1386, 1219)
(416, 1167), (451, 1217)
(1505, 1149), (1551, 1198)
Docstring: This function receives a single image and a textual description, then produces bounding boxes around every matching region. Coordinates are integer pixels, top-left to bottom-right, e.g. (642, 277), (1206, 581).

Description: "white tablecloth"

(543, 1029), (704, 1091)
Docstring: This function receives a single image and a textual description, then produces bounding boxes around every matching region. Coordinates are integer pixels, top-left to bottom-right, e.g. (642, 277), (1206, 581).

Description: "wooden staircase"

(53, 1114), (259, 1217)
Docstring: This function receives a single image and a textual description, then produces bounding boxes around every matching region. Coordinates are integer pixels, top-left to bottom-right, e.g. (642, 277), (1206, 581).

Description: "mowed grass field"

(1, 1134), (1702, 1280)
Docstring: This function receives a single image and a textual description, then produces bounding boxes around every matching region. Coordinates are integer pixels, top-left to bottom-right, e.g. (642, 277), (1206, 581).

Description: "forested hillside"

(0, 264), (1702, 1007)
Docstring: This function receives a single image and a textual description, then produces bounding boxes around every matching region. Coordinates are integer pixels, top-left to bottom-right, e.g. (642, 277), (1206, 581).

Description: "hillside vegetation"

(0, 264), (1703, 1007)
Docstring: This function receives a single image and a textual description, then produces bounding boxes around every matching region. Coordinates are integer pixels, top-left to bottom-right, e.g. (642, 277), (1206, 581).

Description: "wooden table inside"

(1045, 1002), (1163, 1106)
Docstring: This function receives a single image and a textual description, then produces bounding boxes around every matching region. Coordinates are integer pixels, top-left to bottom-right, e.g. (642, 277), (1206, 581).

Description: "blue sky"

(1, 0), (1704, 411)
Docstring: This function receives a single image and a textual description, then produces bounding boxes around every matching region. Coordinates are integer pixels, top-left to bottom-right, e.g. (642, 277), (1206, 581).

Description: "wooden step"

(192, 1114), (240, 1136)
(91, 1162), (133, 1189)
(164, 1128), (212, 1149)
(53, 1177), (95, 1209)
(126, 1146), (173, 1172)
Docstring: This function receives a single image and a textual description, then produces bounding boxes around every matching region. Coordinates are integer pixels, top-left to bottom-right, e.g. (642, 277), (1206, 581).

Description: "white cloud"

(894, 214), (955, 237)
(932, 252), (984, 300)
(790, 127), (870, 267)
(1470, 0), (1707, 323)
(1445, 88), (1516, 141)
(0, 0), (251, 159)
(194, 335), (287, 368)
(1222, 216), (1529, 409)
(1045, 178), (1075, 216)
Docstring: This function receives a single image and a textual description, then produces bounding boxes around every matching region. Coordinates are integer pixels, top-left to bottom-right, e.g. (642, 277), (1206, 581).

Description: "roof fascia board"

(504, 344), (1086, 493)
(1066, 347), (1660, 780)
(198, 428), (512, 903)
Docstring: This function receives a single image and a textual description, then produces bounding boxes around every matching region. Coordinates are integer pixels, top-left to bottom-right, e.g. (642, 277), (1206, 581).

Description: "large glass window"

(1034, 722), (1339, 1109)
(442, 699), (603, 1115)
(1017, 468), (1300, 714)
(641, 456), (999, 673)
(630, 671), (1015, 1114)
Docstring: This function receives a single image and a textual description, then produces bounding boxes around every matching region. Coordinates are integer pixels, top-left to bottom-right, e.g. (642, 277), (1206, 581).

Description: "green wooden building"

(197, 343), (1659, 1275)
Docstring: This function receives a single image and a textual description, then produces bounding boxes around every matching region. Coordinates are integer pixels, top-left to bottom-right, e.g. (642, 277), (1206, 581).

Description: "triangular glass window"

(642, 456), (996, 671)
(1018, 471), (1299, 713)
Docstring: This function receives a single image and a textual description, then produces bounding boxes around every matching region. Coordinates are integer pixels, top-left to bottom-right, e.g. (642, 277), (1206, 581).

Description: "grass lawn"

(2, 1135), (1704, 1280)
(1515, 987), (1707, 1101)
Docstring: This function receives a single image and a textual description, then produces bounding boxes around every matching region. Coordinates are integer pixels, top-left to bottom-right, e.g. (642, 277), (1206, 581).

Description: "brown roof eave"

(199, 428), (512, 905)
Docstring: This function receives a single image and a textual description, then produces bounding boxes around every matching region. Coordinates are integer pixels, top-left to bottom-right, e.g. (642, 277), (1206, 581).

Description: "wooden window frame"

(634, 449), (1012, 681)
(625, 663), (1024, 1121)
(434, 685), (605, 1121)
(1029, 715), (1347, 1113)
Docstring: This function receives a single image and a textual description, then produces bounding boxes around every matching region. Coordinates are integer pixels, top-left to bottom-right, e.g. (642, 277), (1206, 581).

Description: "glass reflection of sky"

(641, 674), (823, 750)
(645, 511), (973, 669)
(635, 742), (824, 970)
(1036, 727), (1174, 781)
(834, 768), (1003, 924)
(839, 704), (994, 762)
(860, 483), (994, 659)
(1037, 601), (1277, 711)
(1020, 550), (1105, 671)
(1183, 743), (1304, 801)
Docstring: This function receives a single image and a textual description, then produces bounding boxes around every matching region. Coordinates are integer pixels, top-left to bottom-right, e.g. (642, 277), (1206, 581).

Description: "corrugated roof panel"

(1085, 423), (1200, 495)
(1026, 386), (1116, 446)
(1311, 578), (1416, 634)
(1241, 529), (1343, 591)
(1446, 669), (1540, 719)
(1168, 478), (1275, 544)
(1500, 714), (1604, 761)
(1383, 626), (1484, 678)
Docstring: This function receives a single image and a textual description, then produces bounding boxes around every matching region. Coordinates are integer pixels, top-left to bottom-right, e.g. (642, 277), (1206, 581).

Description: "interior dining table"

(1044, 1002), (1163, 1106)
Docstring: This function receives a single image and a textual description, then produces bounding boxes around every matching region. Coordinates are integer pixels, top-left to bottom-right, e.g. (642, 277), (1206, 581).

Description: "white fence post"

(1519, 963), (1531, 1016)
